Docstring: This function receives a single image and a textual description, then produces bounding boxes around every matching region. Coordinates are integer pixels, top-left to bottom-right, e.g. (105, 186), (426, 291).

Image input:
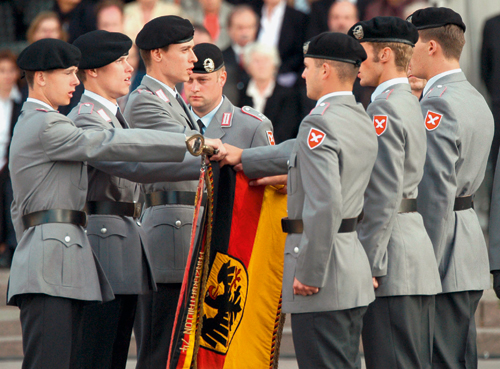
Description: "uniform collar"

(371, 77), (409, 102)
(316, 91), (352, 106)
(190, 96), (224, 130)
(26, 98), (56, 111)
(145, 74), (178, 98)
(423, 68), (462, 97)
(83, 90), (118, 115)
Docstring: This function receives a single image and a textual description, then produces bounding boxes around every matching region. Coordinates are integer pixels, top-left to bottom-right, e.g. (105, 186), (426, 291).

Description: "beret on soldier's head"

(73, 30), (132, 69)
(407, 7), (466, 32)
(17, 38), (81, 71)
(192, 43), (224, 74)
(348, 16), (419, 46)
(136, 16), (194, 50)
(304, 32), (367, 66)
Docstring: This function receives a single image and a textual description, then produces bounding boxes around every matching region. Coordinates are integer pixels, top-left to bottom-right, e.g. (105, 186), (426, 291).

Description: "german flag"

(168, 165), (288, 369)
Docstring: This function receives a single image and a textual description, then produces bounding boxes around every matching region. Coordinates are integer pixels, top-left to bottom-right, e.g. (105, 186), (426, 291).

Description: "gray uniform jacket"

(490, 158), (500, 273)
(124, 75), (200, 283)
(7, 101), (188, 305)
(125, 79), (273, 283)
(357, 83), (441, 297)
(417, 72), (493, 293)
(243, 95), (377, 313)
(68, 94), (154, 295)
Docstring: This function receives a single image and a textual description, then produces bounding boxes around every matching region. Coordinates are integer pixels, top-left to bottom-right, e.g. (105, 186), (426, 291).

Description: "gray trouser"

(291, 306), (367, 369)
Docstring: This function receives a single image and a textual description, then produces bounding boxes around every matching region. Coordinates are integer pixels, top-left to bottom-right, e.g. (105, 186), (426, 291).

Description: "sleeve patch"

(155, 89), (170, 102)
(97, 108), (112, 122)
(221, 112), (232, 127)
(373, 115), (388, 136)
(77, 102), (94, 115)
(424, 110), (443, 131)
(307, 128), (326, 150)
(266, 131), (275, 145)
(241, 106), (264, 121)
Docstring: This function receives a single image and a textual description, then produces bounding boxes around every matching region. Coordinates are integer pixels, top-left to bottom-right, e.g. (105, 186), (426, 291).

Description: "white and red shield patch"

(266, 131), (275, 145)
(373, 115), (388, 136)
(221, 112), (232, 127)
(97, 108), (111, 122)
(425, 111), (443, 131)
(307, 128), (326, 150)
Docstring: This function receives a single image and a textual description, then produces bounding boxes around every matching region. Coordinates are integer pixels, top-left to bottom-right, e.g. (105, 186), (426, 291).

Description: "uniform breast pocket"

(86, 217), (128, 283)
(287, 152), (298, 196)
(41, 224), (86, 288)
(150, 206), (194, 271)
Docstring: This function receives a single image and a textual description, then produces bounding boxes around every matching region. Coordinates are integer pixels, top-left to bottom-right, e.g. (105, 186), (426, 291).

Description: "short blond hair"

(371, 42), (413, 72)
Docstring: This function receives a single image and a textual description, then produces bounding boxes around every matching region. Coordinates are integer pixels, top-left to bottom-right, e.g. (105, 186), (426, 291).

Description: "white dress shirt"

(258, 0), (287, 48)
(190, 96), (224, 133)
(316, 91), (353, 106)
(422, 68), (462, 97)
(371, 77), (409, 102)
(246, 79), (275, 114)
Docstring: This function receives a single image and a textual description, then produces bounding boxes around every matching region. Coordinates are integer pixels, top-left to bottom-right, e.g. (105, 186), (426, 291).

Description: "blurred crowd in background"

(1, 0), (500, 268)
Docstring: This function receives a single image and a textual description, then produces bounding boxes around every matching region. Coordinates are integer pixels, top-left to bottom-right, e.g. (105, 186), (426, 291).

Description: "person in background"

(53, 0), (97, 43)
(0, 50), (20, 268)
(185, 0), (233, 50)
(222, 5), (257, 106)
(193, 23), (214, 45)
(96, 0), (125, 33)
(328, 0), (359, 35)
(124, 0), (182, 42)
(26, 11), (68, 44)
(254, 0), (308, 88)
(240, 42), (303, 143)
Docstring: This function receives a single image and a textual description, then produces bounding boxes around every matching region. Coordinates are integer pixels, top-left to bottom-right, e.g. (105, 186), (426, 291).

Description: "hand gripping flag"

(167, 165), (288, 369)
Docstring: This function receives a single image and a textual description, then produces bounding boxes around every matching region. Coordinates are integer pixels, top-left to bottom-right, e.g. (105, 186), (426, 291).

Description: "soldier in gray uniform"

(7, 38), (218, 369)
(223, 32), (377, 369)
(68, 30), (224, 369)
(186, 43), (274, 146)
(348, 17), (441, 369)
(126, 20), (272, 368)
(407, 8), (494, 369)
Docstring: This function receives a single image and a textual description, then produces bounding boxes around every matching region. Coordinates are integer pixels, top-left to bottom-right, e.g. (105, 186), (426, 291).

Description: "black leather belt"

(282, 213), (363, 234)
(144, 191), (204, 208)
(87, 201), (142, 219)
(399, 198), (417, 213)
(22, 209), (87, 230)
(454, 196), (473, 211)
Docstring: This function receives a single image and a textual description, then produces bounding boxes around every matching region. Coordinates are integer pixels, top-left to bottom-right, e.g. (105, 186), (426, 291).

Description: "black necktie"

(176, 94), (197, 131)
(116, 108), (128, 129)
(197, 119), (205, 134)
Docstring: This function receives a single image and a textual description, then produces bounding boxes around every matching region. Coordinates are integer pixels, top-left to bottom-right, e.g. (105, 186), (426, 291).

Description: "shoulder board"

(309, 102), (330, 116)
(241, 106), (266, 121)
(426, 85), (447, 99)
(78, 102), (94, 115)
(374, 89), (394, 101)
(35, 108), (49, 112)
(137, 88), (153, 95)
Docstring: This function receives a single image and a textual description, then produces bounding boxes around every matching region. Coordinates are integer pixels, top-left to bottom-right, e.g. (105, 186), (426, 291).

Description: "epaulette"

(35, 108), (49, 112)
(137, 88), (153, 95)
(425, 84), (447, 99)
(241, 106), (266, 121)
(309, 102), (330, 116)
(374, 89), (394, 101)
(77, 102), (94, 115)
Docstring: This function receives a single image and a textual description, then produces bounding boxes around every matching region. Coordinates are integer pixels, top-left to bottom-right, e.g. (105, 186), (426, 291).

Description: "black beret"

(136, 16), (194, 50)
(192, 43), (224, 73)
(17, 38), (81, 71)
(73, 30), (132, 69)
(407, 7), (466, 33)
(304, 32), (367, 66)
(348, 16), (419, 46)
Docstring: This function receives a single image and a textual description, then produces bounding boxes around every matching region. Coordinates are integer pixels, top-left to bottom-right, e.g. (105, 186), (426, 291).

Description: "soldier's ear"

(218, 70), (227, 86)
(35, 71), (46, 86)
